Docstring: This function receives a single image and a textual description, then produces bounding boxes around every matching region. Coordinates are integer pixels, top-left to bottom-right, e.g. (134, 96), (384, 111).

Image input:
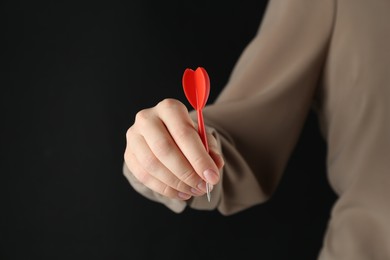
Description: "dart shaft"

(197, 109), (211, 202)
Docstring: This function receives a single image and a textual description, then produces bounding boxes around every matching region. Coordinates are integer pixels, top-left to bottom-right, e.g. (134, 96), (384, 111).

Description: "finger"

(134, 110), (208, 192)
(127, 131), (205, 196)
(156, 99), (220, 185)
(124, 148), (193, 200)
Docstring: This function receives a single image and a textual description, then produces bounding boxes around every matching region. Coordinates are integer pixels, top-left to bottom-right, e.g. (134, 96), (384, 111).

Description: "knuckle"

(125, 129), (141, 153)
(161, 185), (179, 199)
(172, 181), (185, 192)
(158, 98), (187, 113)
(161, 185), (171, 197)
(179, 167), (197, 186)
(134, 109), (151, 126)
(123, 151), (137, 176)
(123, 147), (131, 162)
(125, 126), (135, 141)
(169, 169), (194, 192)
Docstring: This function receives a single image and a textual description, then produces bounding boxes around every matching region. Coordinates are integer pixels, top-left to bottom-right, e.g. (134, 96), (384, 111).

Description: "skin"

(124, 98), (224, 200)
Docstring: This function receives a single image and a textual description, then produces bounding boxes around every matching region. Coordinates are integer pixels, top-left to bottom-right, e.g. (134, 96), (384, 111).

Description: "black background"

(1, 0), (337, 259)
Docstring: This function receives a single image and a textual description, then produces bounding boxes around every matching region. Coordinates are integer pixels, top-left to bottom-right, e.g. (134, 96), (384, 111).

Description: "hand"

(124, 98), (224, 200)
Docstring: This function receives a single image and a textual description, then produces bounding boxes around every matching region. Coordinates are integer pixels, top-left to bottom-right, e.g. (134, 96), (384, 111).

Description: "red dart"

(182, 67), (211, 202)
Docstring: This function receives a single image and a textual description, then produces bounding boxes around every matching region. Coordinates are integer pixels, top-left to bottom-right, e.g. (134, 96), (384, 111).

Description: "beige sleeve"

(123, 0), (335, 215)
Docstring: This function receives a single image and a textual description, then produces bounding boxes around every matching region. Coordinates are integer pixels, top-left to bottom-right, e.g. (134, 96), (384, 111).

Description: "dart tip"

(206, 183), (211, 202)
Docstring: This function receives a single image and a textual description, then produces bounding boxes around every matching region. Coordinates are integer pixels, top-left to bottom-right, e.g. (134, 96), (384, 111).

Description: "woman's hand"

(124, 98), (224, 201)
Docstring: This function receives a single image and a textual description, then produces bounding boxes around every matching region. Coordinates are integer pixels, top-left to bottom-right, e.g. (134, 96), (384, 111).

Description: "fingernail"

(203, 169), (219, 184)
(178, 192), (191, 200)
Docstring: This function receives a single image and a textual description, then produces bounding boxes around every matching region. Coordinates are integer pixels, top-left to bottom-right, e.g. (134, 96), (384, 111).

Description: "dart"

(182, 67), (212, 202)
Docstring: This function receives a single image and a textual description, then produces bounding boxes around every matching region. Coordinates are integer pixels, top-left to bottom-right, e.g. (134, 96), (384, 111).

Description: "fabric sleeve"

(187, 0), (335, 215)
(123, 0), (335, 215)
